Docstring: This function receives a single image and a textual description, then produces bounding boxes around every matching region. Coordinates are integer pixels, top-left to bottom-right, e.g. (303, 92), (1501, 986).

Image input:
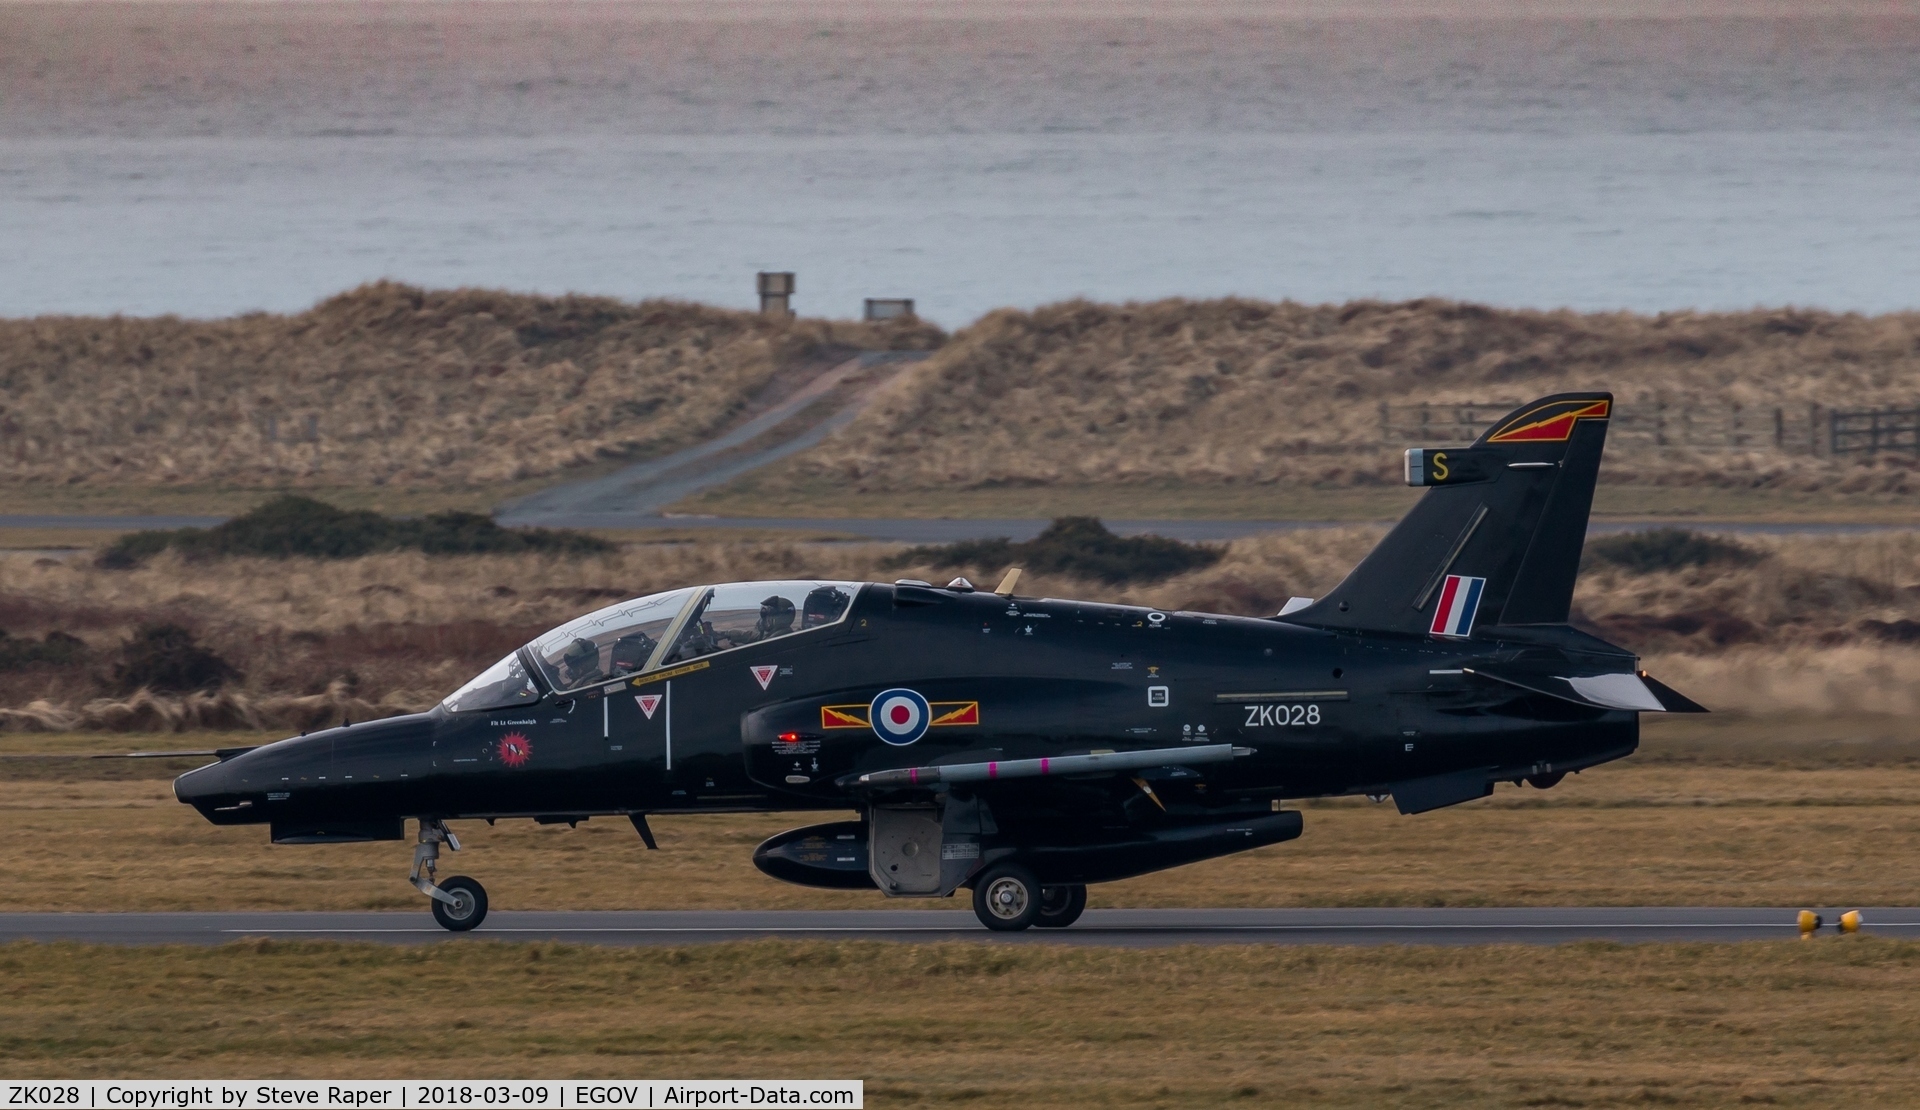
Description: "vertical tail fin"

(1289, 392), (1612, 637)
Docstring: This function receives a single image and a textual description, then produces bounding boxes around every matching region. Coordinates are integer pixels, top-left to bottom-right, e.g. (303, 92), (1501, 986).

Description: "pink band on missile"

(1040, 758), (1050, 775)
(988, 762), (999, 779)
(909, 768), (920, 784)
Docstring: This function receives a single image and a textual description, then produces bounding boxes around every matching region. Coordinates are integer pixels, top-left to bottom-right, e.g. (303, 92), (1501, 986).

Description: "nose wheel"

(430, 876), (488, 932)
(410, 818), (489, 932)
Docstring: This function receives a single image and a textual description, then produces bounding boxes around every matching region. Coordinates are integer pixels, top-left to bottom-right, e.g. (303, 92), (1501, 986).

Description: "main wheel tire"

(971, 863), (1042, 931)
(1033, 884), (1088, 929)
(431, 875), (488, 932)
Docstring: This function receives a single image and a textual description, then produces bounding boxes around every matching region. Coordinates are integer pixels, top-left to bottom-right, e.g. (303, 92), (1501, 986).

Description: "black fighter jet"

(175, 392), (1703, 932)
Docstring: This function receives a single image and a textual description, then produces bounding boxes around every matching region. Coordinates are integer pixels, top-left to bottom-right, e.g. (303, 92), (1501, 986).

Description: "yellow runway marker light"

(1840, 910), (1862, 934)
(1798, 910), (1822, 938)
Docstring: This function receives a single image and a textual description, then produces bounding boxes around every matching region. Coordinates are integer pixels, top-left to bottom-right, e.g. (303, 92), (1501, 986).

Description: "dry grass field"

(0, 283), (938, 505)
(3, 527), (1920, 727)
(4, 542), (1919, 1104)
(686, 297), (1920, 516)
(4, 716), (1920, 1107)
(679, 475), (1920, 524)
(11, 291), (1920, 523)
(6, 937), (1920, 1108)
(4, 717), (1918, 914)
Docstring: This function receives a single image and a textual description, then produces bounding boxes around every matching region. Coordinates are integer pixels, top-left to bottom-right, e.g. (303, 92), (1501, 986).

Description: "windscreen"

(528, 586), (698, 693)
(441, 652), (541, 714)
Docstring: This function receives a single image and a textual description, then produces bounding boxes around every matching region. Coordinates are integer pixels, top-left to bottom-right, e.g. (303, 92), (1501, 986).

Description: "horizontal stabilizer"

(93, 746), (257, 761)
(1465, 665), (1707, 713)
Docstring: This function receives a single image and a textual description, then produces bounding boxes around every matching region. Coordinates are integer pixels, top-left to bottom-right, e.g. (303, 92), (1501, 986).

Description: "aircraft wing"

(1463, 664), (1707, 713)
(851, 743), (1252, 789)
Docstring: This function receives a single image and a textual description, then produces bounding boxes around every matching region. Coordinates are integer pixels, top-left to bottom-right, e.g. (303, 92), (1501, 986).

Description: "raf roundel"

(869, 688), (932, 746)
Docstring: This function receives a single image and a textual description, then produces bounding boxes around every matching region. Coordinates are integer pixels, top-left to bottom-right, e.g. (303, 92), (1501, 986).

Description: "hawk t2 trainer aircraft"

(175, 391), (1703, 932)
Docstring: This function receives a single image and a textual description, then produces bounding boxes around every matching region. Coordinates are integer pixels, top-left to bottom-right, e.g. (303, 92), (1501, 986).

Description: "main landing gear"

(969, 862), (1088, 931)
(1035, 883), (1088, 929)
(411, 818), (488, 932)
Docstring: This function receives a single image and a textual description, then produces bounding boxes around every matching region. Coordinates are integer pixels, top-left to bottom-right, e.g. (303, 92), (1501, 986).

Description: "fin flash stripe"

(1486, 398), (1611, 444)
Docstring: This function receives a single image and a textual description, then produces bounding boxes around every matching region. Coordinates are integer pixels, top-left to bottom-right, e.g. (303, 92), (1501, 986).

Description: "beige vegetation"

(727, 297), (1920, 504)
(0, 282), (937, 495)
(5, 938), (1920, 1108)
(2, 528), (1920, 726)
(10, 290), (1920, 521)
(6, 742), (1920, 912)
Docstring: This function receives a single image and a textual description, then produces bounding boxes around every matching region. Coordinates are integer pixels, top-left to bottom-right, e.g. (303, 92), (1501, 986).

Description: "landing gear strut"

(411, 818), (488, 932)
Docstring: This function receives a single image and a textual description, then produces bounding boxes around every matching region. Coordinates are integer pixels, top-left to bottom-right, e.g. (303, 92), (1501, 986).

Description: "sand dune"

(775, 297), (1920, 496)
(0, 282), (936, 493)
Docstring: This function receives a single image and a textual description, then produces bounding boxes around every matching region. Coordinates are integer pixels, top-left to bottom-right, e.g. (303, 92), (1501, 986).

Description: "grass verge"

(10, 478), (1920, 525)
(3, 937), (1919, 1108)
(5, 732), (1920, 911)
(0, 484), (551, 519)
(670, 478), (1920, 524)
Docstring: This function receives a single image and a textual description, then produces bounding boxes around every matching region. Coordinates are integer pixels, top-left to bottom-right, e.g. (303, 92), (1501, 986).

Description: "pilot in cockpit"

(558, 638), (604, 688)
(608, 632), (656, 676)
(802, 585), (851, 628)
(746, 595), (796, 641)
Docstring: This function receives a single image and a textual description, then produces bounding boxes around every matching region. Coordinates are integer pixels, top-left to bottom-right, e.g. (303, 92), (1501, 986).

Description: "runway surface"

(4, 908), (1915, 947)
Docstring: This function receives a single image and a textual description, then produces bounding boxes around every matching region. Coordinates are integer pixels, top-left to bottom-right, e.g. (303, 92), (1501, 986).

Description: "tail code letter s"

(1405, 447), (1498, 487)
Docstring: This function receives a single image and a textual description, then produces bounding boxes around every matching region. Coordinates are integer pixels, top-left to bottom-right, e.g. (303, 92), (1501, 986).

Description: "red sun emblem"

(497, 732), (532, 768)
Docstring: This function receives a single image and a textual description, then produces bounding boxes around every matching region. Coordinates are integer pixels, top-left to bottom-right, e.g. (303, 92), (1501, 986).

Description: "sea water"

(3, 3), (1917, 324)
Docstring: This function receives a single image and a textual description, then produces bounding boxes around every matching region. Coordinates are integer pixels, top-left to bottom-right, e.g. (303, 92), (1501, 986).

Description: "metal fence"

(1828, 407), (1920, 457)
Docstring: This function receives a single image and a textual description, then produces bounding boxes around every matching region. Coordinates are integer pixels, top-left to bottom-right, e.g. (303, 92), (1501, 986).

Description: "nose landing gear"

(411, 818), (488, 932)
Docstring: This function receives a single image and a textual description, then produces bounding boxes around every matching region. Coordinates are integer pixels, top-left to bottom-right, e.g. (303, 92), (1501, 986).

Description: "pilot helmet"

(759, 595), (797, 633)
(609, 633), (653, 672)
(803, 585), (850, 625)
(561, 637), (598, 674)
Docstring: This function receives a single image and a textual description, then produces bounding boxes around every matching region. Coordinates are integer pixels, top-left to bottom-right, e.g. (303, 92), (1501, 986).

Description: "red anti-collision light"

(778, 732), (801, 743)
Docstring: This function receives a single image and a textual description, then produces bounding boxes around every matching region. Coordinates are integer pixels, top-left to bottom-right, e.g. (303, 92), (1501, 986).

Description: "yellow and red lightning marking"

(821, 704), (869, 729)
(1486, 398), (1611, 443)
(930, 701), (980, 726)
(820, 701), (979, 729)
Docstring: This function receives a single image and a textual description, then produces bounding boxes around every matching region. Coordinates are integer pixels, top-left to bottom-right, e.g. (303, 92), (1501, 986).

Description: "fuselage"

(175, 580), (1638, 834)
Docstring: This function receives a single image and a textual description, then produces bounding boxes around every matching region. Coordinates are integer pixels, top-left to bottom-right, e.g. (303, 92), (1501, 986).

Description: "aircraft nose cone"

(174, 755), (243, 812)
(174, 731), (327, 821)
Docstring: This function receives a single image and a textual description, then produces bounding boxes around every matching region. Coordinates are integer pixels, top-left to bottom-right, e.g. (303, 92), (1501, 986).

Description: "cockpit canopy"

(441, 580), (863, 713)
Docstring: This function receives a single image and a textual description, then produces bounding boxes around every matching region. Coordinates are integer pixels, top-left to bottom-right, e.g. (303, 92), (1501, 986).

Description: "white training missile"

(858, 743), (1253, 788)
